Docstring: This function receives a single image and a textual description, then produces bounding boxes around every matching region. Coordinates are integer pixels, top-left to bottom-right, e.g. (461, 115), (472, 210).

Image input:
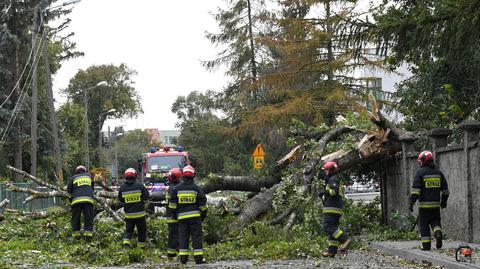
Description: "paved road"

(99, 249), (436, 269)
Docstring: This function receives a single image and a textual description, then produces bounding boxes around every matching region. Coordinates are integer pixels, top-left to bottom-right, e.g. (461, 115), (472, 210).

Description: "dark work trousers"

(419, 208), (442, 250)
(71, 203), (94, 239)
(178, 217), (203, 264)
(124, 217), (147, 244)
(167, 222), (179, 257)
(323, 213), (348, 254)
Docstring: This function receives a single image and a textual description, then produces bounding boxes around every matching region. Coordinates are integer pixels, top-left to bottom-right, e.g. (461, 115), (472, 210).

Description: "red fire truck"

(139, 146), (190, 187)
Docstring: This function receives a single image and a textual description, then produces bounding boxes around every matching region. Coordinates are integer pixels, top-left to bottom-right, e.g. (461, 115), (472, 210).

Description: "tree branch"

(93, 195), (122, 222)
(6, 182), (69, 203)
(6, 166), (64, 192)
(0, 199), (9, 209)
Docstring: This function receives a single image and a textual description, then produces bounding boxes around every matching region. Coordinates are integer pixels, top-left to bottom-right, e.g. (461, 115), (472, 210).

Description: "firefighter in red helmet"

(166, 167), (182, 260)
(169, 165), (208, 265)
(118, 168), (150, 248)
(410, 151), (449, 250)
(321, 161), (350, 257)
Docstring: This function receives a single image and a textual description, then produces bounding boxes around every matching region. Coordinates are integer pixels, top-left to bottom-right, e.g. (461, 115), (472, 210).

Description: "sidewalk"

(370, 240), (480, 269)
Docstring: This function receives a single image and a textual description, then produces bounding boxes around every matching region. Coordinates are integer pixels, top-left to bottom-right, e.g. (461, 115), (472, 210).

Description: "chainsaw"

(455, 244), (473, 263)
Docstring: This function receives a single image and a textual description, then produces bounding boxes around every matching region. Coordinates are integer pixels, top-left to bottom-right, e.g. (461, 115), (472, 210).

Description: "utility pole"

(84, 88), (89, 170)
(43, 24), (63, 182)
(30, 5), (41, 177)
(11, 0), (23, 181)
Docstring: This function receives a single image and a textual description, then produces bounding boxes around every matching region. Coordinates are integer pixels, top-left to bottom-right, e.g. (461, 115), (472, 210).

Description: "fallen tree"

(229, 100), (415, 230)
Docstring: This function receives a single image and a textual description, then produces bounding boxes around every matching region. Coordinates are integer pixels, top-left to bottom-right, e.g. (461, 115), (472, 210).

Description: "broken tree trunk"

(231, 183), (282, 231)
(201, 175), (280, 194)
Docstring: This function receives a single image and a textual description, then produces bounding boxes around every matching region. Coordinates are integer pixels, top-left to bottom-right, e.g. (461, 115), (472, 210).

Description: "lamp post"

(114, 132), (123, 178)
(98, 109), (116, 167)
(83, 81), (108, 170)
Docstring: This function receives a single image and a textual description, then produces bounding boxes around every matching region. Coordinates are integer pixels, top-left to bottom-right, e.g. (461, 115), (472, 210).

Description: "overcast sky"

(53, 0), (229, 131)
(53, 0), (387, 132)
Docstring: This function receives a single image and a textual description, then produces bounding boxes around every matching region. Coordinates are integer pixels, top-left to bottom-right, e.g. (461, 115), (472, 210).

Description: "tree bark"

(201, 175), (280, 194)
(230, 183), (281, 231)
(302, 126), (355, 186)
(0, 199), (9, 209)
(6, 182), (69, 203)
(7, 166), (64, 192)
(93, 195), (122, 222)
(267, 207), (294, 225)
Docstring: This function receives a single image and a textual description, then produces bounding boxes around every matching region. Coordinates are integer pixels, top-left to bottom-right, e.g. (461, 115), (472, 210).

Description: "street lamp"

(83, 81), (108, 170)
(98, 109), (116, 167)
(114, 132), (123, 178)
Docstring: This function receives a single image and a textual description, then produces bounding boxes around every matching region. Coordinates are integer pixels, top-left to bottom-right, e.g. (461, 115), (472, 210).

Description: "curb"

(369, 242), (480, 269)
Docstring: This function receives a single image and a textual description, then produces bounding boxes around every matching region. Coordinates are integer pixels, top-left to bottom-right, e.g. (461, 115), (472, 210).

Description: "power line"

(0, 27), (47, 148)
(0, 15), (45, 109)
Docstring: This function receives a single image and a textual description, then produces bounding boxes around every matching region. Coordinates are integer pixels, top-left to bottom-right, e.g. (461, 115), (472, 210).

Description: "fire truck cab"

(140, 146), (190, 184)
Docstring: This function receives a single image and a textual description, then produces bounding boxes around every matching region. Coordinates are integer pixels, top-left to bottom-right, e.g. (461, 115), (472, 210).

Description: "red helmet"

(322, 161), (338, 175)
(417, 150), (433, 166)
(75, 165), (87, 174)
(168, 168), (183, 183)
(183, 165), (195, 178)
(124, 168), (137, 179)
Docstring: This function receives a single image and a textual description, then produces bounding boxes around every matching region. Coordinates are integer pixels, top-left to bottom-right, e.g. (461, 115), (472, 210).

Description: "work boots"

(322, 250), (335, 258)
(434, 230), (443, 249)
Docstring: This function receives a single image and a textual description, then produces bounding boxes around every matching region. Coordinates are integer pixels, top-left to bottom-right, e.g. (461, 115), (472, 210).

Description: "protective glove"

(440, 200), (447, 209)
(408, 202), (414, 212)
(201, 211), (207, 221)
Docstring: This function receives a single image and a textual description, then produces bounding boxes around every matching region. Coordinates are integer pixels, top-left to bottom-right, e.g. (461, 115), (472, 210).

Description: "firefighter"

(166, 167), (183, 260)
(409, 151), (449, 250)
(169, 165), (208, 265)
(118, 168), (150, 248)
(321, 161), (350, 257)
(67, 165), (95, 242)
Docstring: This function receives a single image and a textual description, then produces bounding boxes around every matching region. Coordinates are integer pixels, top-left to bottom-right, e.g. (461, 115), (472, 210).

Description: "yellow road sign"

(253, 156), (264, 169)
(252, 144), (265, 157)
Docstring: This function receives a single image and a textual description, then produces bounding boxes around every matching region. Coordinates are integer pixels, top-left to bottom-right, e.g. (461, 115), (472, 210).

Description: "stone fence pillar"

(429, 128), (452, 166)
(400, 136), (417, 200)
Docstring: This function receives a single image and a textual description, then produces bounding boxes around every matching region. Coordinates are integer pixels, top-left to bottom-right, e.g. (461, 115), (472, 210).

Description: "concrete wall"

(383, 123), (480, 242)
(437, 148), (468, 240)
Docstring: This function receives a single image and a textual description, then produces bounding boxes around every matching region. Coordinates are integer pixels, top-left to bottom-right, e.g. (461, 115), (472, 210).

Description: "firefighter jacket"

(166, 182), (180, 223)
(322, 174), (344, 215)
(118, 179), (150, 219)
(168, 178), (208, 221)
(410, 164), (449, 209)
(67, 173), (94, 206)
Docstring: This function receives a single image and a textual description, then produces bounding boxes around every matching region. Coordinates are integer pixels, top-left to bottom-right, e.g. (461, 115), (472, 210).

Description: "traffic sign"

(252, 144), (265, 157)
(254, 156), (264, 169)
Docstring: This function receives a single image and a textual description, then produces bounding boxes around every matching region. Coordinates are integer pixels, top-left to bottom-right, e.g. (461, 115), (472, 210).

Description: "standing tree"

(63, 64), (143, 167)
(205, 0), (269, 112)
(0, 0), (80, 180)
(373, 0), (480, 128)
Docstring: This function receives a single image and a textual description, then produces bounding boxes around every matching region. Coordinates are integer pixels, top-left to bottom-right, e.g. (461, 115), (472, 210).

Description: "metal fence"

(0, 183), (64, 212)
